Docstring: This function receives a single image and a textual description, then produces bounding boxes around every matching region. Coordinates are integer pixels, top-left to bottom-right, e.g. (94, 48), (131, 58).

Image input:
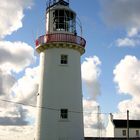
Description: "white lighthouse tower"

(35, 0), (86, 140)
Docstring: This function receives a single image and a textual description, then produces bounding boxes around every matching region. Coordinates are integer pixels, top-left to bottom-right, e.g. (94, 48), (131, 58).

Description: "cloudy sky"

(0, 0), (140, 139)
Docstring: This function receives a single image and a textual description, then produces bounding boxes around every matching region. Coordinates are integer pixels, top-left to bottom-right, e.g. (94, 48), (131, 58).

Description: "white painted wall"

(106, 117), (114, 137)
(114, 128), (140, 138)
(35, 47), (84, 140)
(114, 128), (126, 138)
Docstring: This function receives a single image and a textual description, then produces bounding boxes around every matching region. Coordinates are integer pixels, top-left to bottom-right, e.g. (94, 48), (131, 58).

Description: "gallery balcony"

(35, 33), (86, 54)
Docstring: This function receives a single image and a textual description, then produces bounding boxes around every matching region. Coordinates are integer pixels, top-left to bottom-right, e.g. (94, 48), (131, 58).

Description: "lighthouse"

(35, 0), (86, 140)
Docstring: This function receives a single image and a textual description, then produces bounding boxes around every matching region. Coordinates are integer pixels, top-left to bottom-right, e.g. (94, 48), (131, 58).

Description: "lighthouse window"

(53, 9), (76, 33)
(60, 55), (68, 64)
(60, 109), (68, 119)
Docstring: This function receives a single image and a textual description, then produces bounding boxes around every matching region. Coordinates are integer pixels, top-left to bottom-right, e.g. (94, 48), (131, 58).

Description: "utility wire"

(0, 98), (82, 114)
(0, 98), (128, 115)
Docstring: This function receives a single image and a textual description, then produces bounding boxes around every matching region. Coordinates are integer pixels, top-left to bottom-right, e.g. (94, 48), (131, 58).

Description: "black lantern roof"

(47, 0), (69, 9)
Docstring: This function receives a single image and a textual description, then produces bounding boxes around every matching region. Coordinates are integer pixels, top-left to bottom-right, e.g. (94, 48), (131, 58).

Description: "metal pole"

(127, 110), (129, 140)
(97, 106), (100, 138)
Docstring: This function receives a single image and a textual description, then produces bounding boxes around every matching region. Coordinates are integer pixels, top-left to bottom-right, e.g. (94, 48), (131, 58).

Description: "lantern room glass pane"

(53, 9), (76, 33)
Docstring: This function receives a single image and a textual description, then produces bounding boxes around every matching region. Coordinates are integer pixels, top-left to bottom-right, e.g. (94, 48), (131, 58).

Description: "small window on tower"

(60, 109), (68, 119)
(60, 55), (68, 64)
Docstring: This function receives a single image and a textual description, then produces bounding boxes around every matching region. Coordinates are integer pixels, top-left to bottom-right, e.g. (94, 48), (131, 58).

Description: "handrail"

(35, 33), (86, 48)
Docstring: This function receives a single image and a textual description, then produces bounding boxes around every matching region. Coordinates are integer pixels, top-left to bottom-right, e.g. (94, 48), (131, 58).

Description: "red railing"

(35, 33), (86, 48)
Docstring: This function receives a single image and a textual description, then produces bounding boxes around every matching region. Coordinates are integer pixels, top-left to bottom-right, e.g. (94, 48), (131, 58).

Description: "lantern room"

(46, 0), (76, 34)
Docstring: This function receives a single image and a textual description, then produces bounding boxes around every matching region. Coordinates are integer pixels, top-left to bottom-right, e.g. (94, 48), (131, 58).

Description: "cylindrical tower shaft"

(35, 1), (86, 140)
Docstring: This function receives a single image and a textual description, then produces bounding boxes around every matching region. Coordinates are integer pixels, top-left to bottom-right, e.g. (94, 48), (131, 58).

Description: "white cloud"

(111, 99), (140, 120)
(0, 41), (35, 73)
(113, 55), (140, 119)
(0, 39), (37, 130)
(81, 56), (105, 136)
(0, 0), (33, 38)
(81, 56), (101, 100)
(0, 66), (38, 129)
(114, 55), (140, 97)
(0, 70), (16, 97)
(116, 38), (139, 47)
(116, 27), (140, 48)
(127, 27), (139, 37)
(0, 126), (34, 140)
(0, 70), (37, 126)
(12, 66), (39, 104)
(83, 99), (106, 137)
(116, 99), (140, 119)
(0, 0), (37, 138)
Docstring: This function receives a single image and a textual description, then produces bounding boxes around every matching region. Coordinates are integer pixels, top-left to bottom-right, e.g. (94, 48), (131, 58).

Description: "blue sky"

(0, 0), (140, 139)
